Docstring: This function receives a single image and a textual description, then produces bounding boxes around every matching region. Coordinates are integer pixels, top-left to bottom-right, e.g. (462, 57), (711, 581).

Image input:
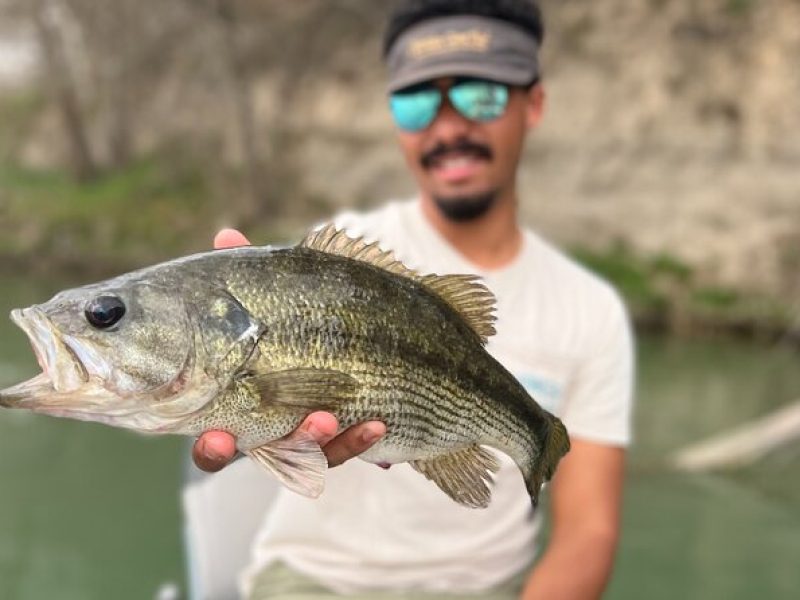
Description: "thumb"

(214, 228), (251, 249)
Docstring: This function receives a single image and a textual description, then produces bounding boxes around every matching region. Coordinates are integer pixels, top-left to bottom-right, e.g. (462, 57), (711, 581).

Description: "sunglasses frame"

(389, 78), (511, 132)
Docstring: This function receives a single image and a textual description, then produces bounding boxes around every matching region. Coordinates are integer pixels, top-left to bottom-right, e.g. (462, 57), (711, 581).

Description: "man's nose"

(428, 97), (471, 142)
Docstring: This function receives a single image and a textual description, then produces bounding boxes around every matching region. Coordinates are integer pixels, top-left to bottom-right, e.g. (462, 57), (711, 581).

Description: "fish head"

(0, 278), (213, 431)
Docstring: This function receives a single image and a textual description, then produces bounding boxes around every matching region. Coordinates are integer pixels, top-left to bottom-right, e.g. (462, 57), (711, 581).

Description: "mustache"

(420, 139), (493, 168)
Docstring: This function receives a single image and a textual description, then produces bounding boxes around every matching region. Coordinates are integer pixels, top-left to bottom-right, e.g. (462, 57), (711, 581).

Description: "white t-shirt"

(241, 200), (634, 595)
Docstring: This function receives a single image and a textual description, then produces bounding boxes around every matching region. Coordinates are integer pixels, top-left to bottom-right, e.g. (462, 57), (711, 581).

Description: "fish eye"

(85, 295), (126, 330)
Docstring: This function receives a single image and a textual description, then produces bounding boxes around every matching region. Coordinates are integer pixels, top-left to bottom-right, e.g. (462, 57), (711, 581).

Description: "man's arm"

(521, 439), (625, 600)
(192, 228), (386, 473)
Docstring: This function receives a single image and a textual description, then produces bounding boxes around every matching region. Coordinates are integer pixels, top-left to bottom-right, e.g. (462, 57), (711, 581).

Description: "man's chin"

(433, 192), (497, 222)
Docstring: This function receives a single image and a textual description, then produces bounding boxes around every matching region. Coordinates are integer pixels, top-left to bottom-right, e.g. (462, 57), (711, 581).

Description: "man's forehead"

(406, 76), (460, 90)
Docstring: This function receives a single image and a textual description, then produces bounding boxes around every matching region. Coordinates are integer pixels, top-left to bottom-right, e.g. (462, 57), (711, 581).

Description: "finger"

(324, 421), (386, 468)
(291, 411), (340, 447)
(214, 228), (251, 250)
(192, 430), (238, 472)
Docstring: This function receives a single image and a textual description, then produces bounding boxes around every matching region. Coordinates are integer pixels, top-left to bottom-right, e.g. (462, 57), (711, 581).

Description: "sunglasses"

(389, 79), (510, 132)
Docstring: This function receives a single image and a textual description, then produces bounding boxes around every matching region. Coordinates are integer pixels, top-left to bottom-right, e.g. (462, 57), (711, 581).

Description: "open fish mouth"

(0, 308), (90, 408)
(0, 307), (216, 432)
(0, 308), (143, 422)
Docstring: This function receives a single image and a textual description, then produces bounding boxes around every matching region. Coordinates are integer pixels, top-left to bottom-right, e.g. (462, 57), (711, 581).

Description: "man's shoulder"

(522, 228), (627, 315)
(330, 200), (414, 240)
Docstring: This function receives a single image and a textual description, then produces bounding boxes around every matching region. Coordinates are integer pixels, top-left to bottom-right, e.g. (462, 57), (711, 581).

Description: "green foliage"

(571, 244), (670, 316)
(650, 253), (692, 283)
(726, 0), (756, 16)
(0, 156), (214, 271)
(571, 244), (794, 337)
(692, 286), (739, 308)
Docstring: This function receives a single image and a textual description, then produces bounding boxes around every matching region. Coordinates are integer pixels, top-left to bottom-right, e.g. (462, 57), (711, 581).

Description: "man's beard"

(433, 191), (497, 222)
(421, 138), (497, 222)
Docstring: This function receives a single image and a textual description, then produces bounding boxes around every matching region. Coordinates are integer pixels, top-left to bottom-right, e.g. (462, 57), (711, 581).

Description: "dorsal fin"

(300, 224), (497, 344)
(300, 223), (417, 278)
(419, 273), (496, 344)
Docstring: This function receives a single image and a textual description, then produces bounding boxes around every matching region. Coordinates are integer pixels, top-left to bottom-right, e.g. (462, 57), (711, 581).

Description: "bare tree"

(62, 0), (194, 170)
(179, 0), (270, 222)
(215, 0), (270, 219)
(30, 0), (97, 181)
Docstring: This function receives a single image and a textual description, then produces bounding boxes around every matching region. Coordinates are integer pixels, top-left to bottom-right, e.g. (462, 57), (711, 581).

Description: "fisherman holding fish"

(191, 1), (634, 599)
(0, 0), (633, 598)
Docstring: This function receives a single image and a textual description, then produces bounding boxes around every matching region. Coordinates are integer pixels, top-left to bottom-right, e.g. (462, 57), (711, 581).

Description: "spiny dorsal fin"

(419, 273), (497, 344)
(300, 225), (497, 344)
(300, 223), (417, 278)
(410, 445), (500, 508)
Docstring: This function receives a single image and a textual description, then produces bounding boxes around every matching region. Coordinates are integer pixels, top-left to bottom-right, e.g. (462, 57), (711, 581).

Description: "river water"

(0, 276), (798, 599)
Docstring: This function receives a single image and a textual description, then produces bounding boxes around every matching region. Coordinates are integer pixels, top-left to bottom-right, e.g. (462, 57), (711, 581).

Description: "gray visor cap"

(386, 16), (540, 92)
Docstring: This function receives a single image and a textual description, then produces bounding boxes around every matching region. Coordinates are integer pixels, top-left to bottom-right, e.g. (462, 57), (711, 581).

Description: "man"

(188, 1), (633, 598)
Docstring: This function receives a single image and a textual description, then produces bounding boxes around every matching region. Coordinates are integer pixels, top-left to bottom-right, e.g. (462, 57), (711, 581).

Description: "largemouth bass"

(0, 225), (569, 508)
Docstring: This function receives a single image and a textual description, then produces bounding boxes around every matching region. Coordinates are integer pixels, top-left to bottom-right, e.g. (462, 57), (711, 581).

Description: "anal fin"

(246, 430), (328, 498)
(410, 445), (500, 509)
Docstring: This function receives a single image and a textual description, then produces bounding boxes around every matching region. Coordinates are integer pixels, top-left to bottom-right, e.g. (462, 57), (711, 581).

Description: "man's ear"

(525, 82), (545, 129)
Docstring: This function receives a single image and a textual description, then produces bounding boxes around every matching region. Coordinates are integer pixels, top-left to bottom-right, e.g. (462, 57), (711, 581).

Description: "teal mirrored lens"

(449, 81), (509, 122)
(389, 89), (442, 132)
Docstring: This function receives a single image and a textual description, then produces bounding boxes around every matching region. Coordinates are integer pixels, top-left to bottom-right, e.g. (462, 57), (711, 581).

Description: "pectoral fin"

(410, 445), (500, 508)
(246, 430), (328, 498)
(244, 368), (360, 412)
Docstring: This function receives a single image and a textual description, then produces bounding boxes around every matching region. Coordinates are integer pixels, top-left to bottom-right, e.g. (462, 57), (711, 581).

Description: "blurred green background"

(1, 1), (799, 599)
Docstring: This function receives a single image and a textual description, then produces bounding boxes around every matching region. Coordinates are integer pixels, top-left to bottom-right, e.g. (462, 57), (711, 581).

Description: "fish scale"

(224, 255), (535, 470)
(0, 224), (569, 508)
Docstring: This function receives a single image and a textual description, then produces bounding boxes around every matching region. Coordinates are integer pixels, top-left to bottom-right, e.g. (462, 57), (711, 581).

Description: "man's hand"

(191, 228), (386, 473)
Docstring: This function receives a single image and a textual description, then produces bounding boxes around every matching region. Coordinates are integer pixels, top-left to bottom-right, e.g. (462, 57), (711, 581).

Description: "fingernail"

(205, 448), (223, 462)
(362, 429), (382, 444)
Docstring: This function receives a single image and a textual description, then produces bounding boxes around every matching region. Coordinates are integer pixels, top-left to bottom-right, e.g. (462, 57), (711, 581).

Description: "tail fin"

(526, 414), (571, 506)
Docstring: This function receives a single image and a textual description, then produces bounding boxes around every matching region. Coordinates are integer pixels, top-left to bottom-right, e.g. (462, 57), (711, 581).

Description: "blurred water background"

(1, 1), (799, 599)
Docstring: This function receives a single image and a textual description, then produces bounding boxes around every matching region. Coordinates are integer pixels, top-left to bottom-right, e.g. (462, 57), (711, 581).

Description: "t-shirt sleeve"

(558, 289), (635, 447)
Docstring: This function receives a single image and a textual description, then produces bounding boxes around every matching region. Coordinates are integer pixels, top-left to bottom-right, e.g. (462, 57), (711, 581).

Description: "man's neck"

(420, 195), (523, 271)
